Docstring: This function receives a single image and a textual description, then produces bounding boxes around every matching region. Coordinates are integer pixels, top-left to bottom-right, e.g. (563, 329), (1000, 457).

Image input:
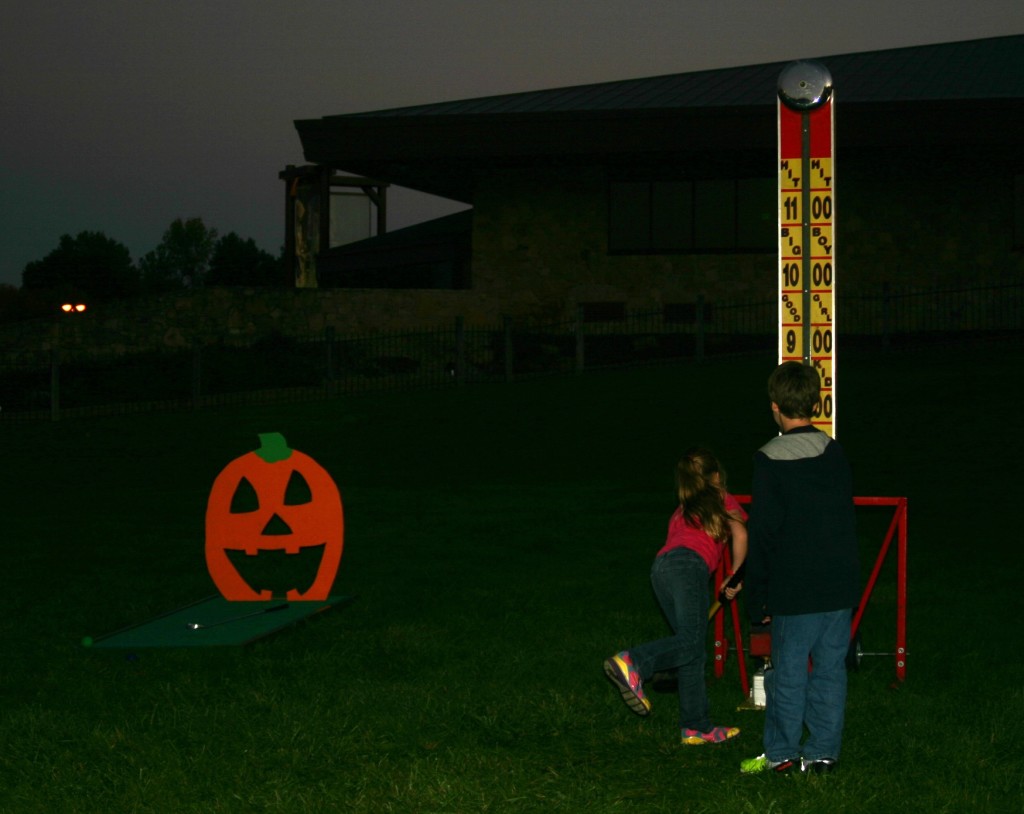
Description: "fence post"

(454, 316), (465, 384)
(575, 305), (585, 374)
(191, 344), (202, 410)
(50, 346), (60, 422)
(503, 316), (514, 382)
(48, 318), (62, 421)
(695, 294), (706, 363)
(325, 326), (335, 383)
(881, 282), (891, 350)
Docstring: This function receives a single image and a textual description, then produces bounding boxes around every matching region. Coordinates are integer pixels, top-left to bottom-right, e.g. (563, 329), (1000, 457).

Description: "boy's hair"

(768, 362), (821, 419)
(676, 447), (730, 543)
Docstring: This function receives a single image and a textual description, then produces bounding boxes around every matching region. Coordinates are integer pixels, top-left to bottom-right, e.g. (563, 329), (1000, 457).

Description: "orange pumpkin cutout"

(205, 433), (343, 601)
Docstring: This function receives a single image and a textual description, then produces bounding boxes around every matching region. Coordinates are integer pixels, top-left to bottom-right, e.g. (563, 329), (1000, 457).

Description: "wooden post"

(575, 305), (585, 374)
(454, 316), (465, 384)
(695, 294), (706, 363)
(49, 316), (61, 421)
(503, 316), (514, 382)
(49, 347), (60, 422)
(191, 344), (202, 410)
(283, 168), (296, 286)
(325, 326), (336, 382)
(881, 282), (891, 349)
(376, 184), (388, 236)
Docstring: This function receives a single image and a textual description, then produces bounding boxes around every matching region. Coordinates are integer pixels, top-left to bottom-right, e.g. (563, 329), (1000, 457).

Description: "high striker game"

(711, 60), (909, 694)
(777, 61), (835, 436)
(763, 60), (908, 685)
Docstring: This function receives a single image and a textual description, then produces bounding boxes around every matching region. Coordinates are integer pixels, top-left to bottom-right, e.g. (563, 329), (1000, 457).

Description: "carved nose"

(261, 514), (293, 535)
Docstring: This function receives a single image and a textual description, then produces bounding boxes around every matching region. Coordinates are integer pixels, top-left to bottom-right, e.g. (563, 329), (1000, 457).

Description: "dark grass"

(1, 341), (1023, 812)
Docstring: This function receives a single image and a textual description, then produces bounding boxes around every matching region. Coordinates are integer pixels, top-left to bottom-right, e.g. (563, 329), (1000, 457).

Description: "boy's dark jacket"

(745, 426), (860, 620)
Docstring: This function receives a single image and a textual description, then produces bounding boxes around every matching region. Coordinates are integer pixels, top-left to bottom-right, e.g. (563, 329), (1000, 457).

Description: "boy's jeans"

(630, 547), (712, 731)
(764, 608), (852, 762)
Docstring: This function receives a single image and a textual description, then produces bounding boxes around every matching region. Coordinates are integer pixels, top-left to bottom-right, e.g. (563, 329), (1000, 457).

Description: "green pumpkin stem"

(255, 432), (293, 463)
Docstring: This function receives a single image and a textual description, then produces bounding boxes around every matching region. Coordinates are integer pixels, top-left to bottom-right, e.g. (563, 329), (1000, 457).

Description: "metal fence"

(842, 282), (1024, 341)
(2, 282), (1020, 420)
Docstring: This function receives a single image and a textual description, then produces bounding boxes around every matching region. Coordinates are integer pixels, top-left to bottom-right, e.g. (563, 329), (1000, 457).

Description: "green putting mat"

(84, 595), (354, 648)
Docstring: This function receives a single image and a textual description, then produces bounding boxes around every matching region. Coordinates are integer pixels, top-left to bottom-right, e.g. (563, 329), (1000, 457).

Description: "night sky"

(4, 0), (1023, 287)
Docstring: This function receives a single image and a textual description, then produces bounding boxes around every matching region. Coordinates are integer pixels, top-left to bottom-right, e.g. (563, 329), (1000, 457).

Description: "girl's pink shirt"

(655, 492), (747, 573)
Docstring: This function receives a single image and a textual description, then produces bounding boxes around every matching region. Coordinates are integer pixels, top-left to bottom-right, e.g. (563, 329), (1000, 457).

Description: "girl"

(604, 447), (748, 745)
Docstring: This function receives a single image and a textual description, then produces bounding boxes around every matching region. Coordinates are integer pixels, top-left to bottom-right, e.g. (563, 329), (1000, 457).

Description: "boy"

(740, 362), (859, 775)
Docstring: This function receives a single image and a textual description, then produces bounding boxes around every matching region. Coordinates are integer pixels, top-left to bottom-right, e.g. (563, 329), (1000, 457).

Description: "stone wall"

(471, 167), (775, 325)
(3, 146), (1019, 365)
(470, 150), (1023, 326)
(0, 287), (482, 365)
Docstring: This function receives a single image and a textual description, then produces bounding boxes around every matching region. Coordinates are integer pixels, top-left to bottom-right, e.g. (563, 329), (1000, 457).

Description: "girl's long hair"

(676, 447), (730, 543)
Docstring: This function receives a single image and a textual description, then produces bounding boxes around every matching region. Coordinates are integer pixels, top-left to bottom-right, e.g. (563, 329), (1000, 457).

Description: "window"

(664, 302), (715, 324)
(609, 177), (774, 253)
(736, 177), (776, 250)
(580, 301), (626, 322)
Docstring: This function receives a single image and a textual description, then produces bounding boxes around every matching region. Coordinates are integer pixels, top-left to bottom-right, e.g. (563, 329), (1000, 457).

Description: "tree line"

(1, 217), (286, 323)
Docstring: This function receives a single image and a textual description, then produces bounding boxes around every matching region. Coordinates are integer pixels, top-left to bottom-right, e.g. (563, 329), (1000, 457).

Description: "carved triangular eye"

(230, 477), (260, 513)
(284, 470), (313, 505)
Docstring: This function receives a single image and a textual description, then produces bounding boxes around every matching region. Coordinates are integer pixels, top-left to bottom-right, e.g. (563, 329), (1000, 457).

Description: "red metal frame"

(711, 495), (907, 694)
(712, 545), (751, 695)
(849, 496), (908, 681)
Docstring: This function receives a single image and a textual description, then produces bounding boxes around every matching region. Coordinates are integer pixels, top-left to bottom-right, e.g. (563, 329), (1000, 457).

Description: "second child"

(604, 447), (748, 745)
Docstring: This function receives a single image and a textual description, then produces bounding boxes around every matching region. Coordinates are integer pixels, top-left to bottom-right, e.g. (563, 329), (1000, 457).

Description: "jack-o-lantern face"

(205, 433), (343, 601)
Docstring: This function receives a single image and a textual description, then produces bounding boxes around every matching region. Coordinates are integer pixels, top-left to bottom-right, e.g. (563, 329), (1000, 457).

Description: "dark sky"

(3, 0), (1023, 287)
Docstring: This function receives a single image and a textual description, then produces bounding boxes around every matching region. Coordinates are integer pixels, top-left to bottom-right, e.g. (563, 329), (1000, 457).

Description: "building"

(288, 35), (1024, 329)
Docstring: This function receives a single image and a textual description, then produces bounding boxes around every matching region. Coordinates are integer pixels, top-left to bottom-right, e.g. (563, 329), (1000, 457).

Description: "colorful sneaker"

(603, 651), (651, 716)
(739, 754), (799, 774)
(802, 758), (838, 774)
(681, 725), (740, 745)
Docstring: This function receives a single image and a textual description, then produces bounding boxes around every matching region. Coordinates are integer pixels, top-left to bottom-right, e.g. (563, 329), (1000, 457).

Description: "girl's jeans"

(764, 608), (852, 762)
(629, 547), (712, 731)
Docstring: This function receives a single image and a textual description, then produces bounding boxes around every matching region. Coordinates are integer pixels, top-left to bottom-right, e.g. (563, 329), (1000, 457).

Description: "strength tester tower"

(777, 61), (836, 436)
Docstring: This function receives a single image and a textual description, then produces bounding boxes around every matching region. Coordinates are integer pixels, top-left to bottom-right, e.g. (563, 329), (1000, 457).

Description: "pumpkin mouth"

(225, 543), (326, 599)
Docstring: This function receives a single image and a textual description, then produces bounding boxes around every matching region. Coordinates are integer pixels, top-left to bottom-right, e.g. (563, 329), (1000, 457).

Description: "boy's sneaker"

(802, 758), (837, 774)
(739, 754), (799, 774)
(681, 725), (740, 745)
(603, 651), (651, 716)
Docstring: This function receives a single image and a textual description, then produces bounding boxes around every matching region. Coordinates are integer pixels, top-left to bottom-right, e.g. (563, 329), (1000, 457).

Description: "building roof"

(342, 34), (1024, 116)
(296, 35), (1024, 201)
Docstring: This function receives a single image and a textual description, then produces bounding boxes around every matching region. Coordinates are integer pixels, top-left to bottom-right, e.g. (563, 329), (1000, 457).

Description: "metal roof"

(296, 35), (1024, 202)
(331, 34), (1024, 120)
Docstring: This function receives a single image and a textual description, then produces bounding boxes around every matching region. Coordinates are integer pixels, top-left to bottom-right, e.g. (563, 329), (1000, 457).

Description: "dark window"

(609, 177), (774, 253)
(651, 182), (693, 250)
(664, 302), (715, 324)
(580, 301), (626, 322)
(737, 177), (777, 249)
(693, 180), (734, 250)
(1015, 174), (1024, 249)
(609, 182), (652, 251)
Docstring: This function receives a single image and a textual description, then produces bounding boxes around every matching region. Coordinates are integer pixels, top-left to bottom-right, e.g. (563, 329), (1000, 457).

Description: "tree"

(139, 217), (218, 292)
(206, 233), (286, 287)
(21, 231), (138, 303)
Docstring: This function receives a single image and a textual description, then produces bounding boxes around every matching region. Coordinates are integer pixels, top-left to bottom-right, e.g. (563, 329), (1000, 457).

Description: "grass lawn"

(1, 342), (1022, 813)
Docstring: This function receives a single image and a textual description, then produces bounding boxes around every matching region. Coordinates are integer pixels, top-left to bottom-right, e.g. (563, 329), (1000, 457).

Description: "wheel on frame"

(846, 630), (863, 672)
